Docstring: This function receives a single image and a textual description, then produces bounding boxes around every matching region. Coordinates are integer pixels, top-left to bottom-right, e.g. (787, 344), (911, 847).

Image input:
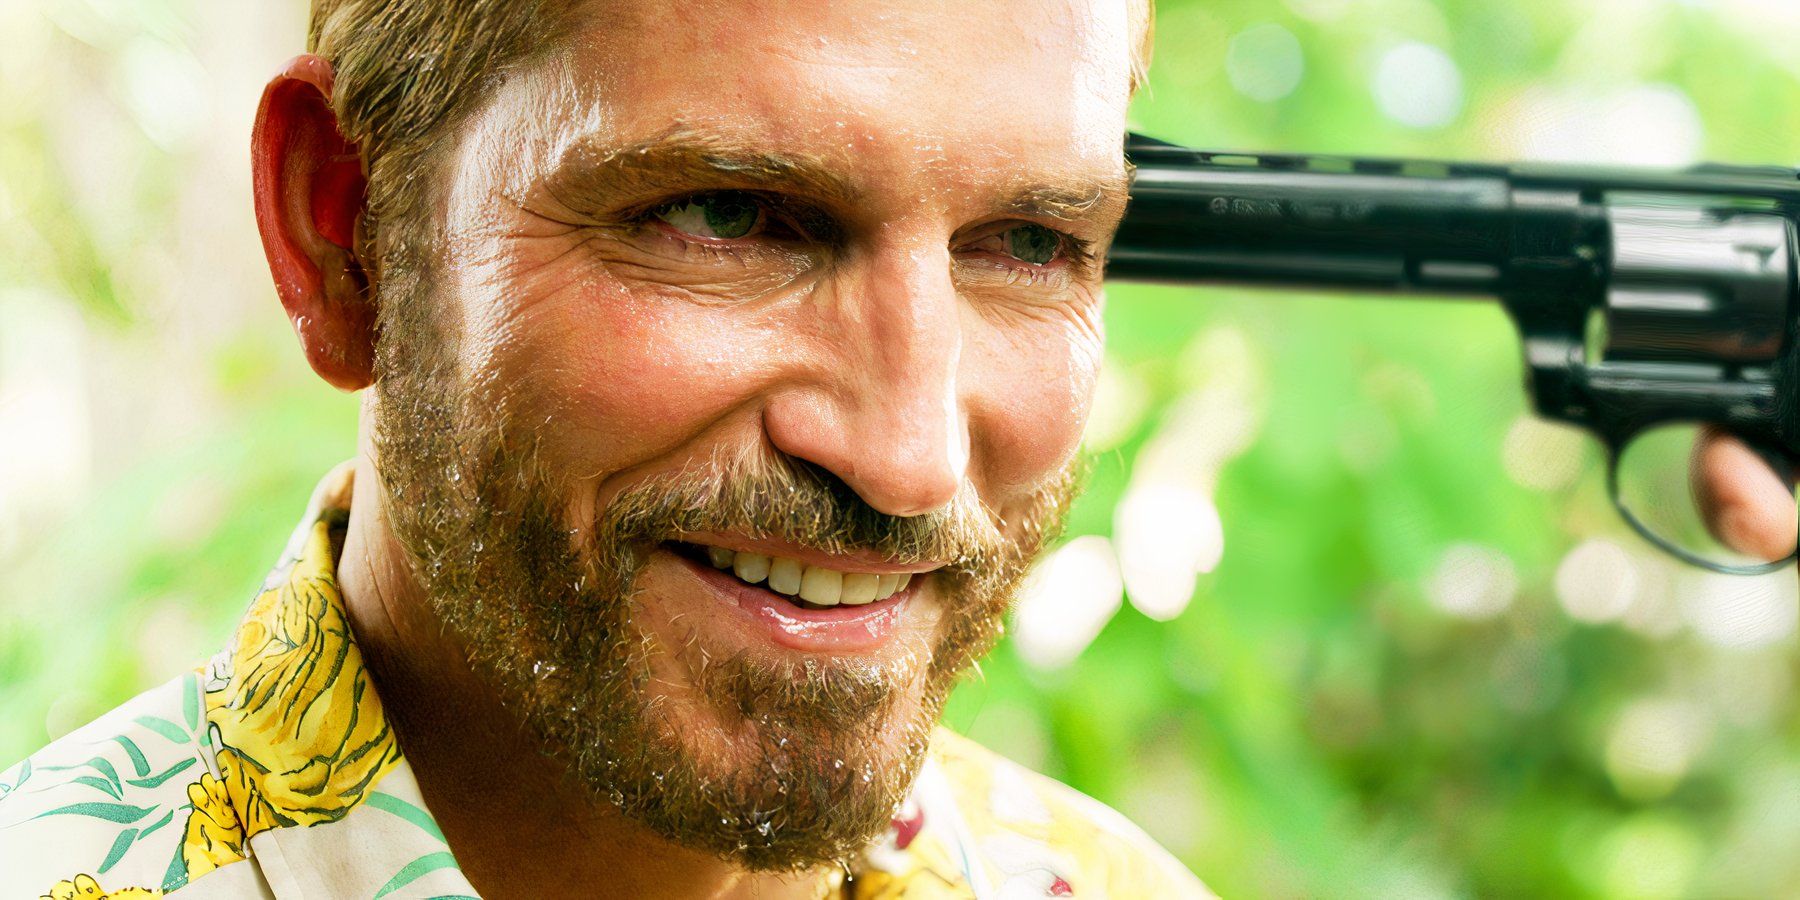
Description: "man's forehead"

(566, 0), (1135, 85)
(543, 0), (1130, 168)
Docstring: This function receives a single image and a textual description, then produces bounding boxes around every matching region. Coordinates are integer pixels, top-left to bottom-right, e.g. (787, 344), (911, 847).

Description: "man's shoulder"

(0, 671), (231, 899)
(926, 728), (1215, 899)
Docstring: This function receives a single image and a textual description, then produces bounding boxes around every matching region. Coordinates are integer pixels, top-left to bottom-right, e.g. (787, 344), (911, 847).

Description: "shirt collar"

(190, 462), (478, 897)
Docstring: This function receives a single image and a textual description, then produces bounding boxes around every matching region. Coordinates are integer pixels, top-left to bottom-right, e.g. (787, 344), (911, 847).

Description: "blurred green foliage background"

(4, 0), (1800, 896)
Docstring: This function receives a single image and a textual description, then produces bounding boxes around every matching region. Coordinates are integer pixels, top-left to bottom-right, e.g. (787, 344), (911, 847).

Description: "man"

(0, 0), (1210, 896)
(9, 2), (1794, 898)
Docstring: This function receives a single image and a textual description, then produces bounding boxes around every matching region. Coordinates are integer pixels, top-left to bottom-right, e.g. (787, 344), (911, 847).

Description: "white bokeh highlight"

(1605, 697), (1711, 801)
(1115, 480), (1224, 622)
(1502, 84), (1706, 167)
(0, 292), (91, 556)
(1425, 543), (1519, 620)
(1227, 23), (1305, 102)
(1374, 42), (1464, 128)
(1011, 535), (1125, 671)
(1555, 538), (1638, 624)
(1501, 416), (1587, 492)
(1105, 326), (1267, 622)
(1676, 570), (1797, 649)
(1082, 358), (1150, 453)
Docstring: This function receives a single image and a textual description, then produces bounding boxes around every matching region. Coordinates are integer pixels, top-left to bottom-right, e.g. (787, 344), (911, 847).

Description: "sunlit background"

(4, 0), (1800, 896)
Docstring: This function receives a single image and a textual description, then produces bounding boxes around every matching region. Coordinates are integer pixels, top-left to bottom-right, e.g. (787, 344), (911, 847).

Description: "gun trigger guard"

(1603, 444), (1795, 577)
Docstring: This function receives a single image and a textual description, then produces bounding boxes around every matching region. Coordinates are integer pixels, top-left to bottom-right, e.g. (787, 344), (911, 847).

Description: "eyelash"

(625, 191), (1096, 276)
(629, 191), (825, 245)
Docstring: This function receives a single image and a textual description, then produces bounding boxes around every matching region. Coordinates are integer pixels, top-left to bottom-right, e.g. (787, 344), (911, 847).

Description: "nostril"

(762, 376), (968, 519)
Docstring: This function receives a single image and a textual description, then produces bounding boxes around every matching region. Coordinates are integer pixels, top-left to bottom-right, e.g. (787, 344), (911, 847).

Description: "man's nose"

(763, 245), (969, 518)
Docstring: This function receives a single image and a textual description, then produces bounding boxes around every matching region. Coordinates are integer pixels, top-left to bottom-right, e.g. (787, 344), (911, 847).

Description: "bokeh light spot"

(1226, 23), (1305, 103)
(1373, 42), (1464, 129)
(1503, 84), (1705, 167)
(117, 36), (208, 150)
(1082, 358), (1150, 453)
(1555, 538), (1638, 624)
(1501, 415), (1588, 491)
(1675, 569), (1797, 648)
(1012, 535), (1123, 671)
(1605, 698), (1709, 802)
(1115, 479), (1222, 621)
(1424, 543), (1518, 620)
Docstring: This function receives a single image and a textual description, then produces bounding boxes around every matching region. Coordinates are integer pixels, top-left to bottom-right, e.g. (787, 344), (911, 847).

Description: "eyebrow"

(539, 128), (859, 214)
(538, 126), (1130, 228)
(999, 177), (1130, 226)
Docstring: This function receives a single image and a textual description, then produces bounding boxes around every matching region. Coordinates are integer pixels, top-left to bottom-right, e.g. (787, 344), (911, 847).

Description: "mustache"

(592, 444), (1063, 579)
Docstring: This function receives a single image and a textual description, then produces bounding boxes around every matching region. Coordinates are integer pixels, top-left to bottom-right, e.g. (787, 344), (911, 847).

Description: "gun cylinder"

(1600, 206), (1791, 365)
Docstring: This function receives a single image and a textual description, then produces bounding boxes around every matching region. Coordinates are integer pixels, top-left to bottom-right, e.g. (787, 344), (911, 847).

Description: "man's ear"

(252, 54), (375, 392)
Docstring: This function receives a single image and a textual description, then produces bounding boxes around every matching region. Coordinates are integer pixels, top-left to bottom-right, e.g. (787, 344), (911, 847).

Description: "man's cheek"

(969, 327), (1099, 489)
(491, 286), (782, 470)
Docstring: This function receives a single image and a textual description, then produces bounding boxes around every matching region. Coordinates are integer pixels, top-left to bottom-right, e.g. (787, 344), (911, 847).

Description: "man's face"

(373, 0), (1133, 869)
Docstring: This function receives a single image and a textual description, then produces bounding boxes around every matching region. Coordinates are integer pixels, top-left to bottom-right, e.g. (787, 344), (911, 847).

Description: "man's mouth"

(668, 540), (914, 611)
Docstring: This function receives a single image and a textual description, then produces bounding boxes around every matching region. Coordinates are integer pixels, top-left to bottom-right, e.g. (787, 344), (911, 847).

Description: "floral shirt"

(0, 465), (1211, 899)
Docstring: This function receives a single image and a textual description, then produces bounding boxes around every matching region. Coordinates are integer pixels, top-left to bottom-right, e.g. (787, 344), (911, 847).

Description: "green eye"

(653, 193), (762, 239)
(1005, 224), (1061, 265)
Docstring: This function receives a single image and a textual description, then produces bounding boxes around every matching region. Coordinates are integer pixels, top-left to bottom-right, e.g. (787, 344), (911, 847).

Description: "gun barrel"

(1110, 138), (1800, 303)
(1112, 172), (1514, 294)
(1111, 145), (1515, 295)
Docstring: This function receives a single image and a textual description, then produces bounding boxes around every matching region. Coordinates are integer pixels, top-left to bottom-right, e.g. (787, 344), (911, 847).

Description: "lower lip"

(670, 551), (913, 653)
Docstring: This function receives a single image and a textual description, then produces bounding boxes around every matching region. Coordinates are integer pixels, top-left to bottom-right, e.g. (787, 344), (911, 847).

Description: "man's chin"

(580, 651), (942, 870)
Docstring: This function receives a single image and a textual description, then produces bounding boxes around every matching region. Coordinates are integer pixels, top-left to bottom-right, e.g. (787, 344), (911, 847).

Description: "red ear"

(311, 135), (366, 250)
(252, 54), (377, 391)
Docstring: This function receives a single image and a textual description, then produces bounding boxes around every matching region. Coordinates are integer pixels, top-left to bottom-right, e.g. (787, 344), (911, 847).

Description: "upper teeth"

(703, 545), (912, 607)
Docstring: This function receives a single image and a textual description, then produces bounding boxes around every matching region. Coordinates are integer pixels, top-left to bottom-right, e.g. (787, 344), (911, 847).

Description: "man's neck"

(333, 452), (834, 900)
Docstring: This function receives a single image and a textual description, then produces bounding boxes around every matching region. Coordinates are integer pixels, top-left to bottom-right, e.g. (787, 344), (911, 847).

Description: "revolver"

(1108, 133), (1800, 575)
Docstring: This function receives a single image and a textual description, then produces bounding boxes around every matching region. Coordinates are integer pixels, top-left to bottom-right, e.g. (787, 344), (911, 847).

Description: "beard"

(368, 291), (1078, 871)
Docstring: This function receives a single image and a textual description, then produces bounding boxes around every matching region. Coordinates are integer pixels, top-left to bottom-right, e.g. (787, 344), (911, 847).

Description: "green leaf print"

(126, 757), (196, 789)
(134, 716), (191, 745)
(373, 851), (460, 899)
(71, 774), (122, 799)
(100, 826), (139, 873)
(27, 800), (158, 824)
(110, 735), (152, 777)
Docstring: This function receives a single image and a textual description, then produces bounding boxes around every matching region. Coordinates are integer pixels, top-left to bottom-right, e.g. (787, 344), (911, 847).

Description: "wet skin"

(260, 0), (1135, 897)
(424, 0), (1132, 795)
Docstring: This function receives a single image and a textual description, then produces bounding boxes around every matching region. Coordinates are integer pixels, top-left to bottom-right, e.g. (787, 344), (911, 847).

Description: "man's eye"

(652, 192), (764, 239)
(1004, 223), (1062, 265)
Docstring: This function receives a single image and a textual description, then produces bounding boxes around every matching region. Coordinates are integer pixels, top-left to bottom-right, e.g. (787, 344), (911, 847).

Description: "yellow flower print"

(180, 773), (247, 879)
(207, 514), (402, 837)
(38, 874), (162, 899)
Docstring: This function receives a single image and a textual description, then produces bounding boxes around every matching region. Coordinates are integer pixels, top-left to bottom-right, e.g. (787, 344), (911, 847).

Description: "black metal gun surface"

(1109, 133), (1800, 574)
